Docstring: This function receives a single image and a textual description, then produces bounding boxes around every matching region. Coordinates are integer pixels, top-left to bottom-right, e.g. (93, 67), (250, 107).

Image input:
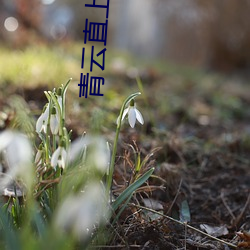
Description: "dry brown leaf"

(237, 231), (250, 248)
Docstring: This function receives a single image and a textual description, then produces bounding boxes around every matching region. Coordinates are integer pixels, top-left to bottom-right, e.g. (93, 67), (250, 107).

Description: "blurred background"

(1, 2), (250, 248)
(1, 0), (250, 136)
(1, 0), (250, 73)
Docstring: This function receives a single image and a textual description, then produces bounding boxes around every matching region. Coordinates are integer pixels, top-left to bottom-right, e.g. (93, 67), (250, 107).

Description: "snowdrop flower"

(35, 144), (43, 165)
(56, 88), (63, 112)
(50, 106), (59, 135)
(87, 137), (110, 173)
(51, 142), (67, 169)
(36, 103), (50, 133)
(54, 182), (109, 240)
(0, 130), (33, 190)
(121, 99), (144, 128)
(67, 135), (110, 173)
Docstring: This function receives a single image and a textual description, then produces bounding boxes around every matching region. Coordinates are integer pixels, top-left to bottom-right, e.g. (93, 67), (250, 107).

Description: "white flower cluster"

(35, 88), (68, 170)
(36, 93), (62, 135)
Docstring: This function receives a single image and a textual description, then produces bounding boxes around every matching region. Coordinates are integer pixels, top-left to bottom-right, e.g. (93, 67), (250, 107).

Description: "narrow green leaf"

(32, 210), (45, 237)
(0, 208), (21, 250)
(112, 192), (133, 225)
(62, 78), (72, 98)
(112, 167), (154, 211)
(135, 152), (141, 172)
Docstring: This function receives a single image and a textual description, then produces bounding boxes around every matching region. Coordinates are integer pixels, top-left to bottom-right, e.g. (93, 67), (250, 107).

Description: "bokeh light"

(41, 0), (55, 5)
(50, 24), (67, 40)
(4, 17), (19, 32)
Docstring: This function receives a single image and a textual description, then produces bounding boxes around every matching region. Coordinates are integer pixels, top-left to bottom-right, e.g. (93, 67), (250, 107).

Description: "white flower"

(88, 137), (110, 173)
(121, 100), (144, 128)
(35, 144), (43, 165)
(67, 135), (110, 173)
(35, 149), (42, 164)
(0, 130), (33, 190)
(56, 87), (63, 112)
(51, 145), (67, 169)
(36, 104), (49, 133)
(50, 106), (59, 135)
(54, 182), (109, 240)
(57, 95), (63, 112)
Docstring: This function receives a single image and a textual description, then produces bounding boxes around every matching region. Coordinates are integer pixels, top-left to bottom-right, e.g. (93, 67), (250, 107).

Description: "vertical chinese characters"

(78, 0), (110, 98)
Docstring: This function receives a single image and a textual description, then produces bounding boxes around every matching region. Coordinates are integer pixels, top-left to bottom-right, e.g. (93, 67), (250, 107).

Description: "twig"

(130, 203), (237, 249)
(184, 221), (187, 250)
(233, 192), (250, 227)
(89, 245), (141, 248)
(166, 178), (183, 215)
(221, 190), (236, 221)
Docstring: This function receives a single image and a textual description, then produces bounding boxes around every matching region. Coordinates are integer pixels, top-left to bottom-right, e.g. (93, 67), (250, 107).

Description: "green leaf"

(112, 193), (133, 225)
(112, 167), (154, 211)
(32, 209), (46, 237)
(179, 199), (191, 222)
(0, 208), (21, 250)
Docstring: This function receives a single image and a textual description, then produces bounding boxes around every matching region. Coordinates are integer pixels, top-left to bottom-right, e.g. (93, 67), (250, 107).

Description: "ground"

(0, 44), (250, 249)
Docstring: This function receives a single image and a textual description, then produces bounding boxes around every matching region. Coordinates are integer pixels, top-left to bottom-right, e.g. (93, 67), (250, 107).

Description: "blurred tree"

(203, 0), (250, 71)
(110, 0), (250, 72)
(15, 0), (41, 32)
(0, 0), (42, 47)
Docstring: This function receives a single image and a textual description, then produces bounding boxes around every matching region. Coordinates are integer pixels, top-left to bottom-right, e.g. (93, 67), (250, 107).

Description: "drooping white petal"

(44, 103), (50, 117)
(5, 133), (32, 170)
(128, 107), (136, 128)
(116, 108), (129, 125)
(36, 113), (45, 133)
(67, 135), (109, 172)
(121, 107), (129, 121)
(135, 109), (144, 125)
(67, 136), (88, 163)
(119, 101), (144, 128)
(51, 147), (61, 168)
(41, 121), (48, 133)
(92, 138), (110, 173)
(54, 182), (109, 240)
(0, 130), (33, 190)
(50, 114), (59, 135)
(59, 148), (67, 169)
(51, 147), (67, 169)
(57, 158), (65, 169)
(57, 96), (63, 112)
(36, 104), (50, 134)
(0, 130), (14, 151)
(35, 149), (42, 164)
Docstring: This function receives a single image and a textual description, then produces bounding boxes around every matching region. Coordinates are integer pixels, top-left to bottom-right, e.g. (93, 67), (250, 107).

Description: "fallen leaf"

(237, 231), (250, 248)
(143, 198), (164, 211)
(179, 199), (191, 223)
(200, 224), (228, 237)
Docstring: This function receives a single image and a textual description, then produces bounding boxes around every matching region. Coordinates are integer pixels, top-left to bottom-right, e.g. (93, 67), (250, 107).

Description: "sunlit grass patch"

(0, 45), (80, 87)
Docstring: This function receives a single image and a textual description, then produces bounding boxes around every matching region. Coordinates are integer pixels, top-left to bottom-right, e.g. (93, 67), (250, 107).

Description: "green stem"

(49, 92), (63, 136)
(45, 97), (53, 164)
(52, 134), (56, 152)
(61, 78), (72, 127)
(106, 92), (141, 196)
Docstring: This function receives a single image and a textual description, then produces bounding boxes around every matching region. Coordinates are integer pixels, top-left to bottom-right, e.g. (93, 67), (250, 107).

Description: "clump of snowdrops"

(0, 79), (154, 249)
